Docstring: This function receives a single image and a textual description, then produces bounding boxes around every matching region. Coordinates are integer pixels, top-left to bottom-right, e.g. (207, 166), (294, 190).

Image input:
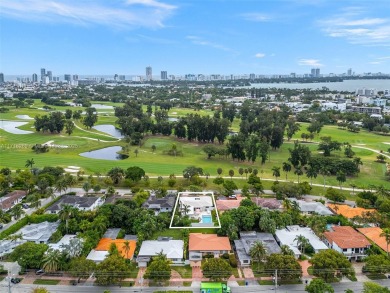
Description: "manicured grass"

(0, 276), (5, 282)
(1, 104), (389, 188)
(173, 266), (192, 278)
(279, 279), (302, 285)
(367, 273), (387, 280)
(258, 280), (274, 285)
(152, 228), (217, 240)
(182, 281), (192, 286)
(307, 266), (314, 276)
(33, 279), (60, 285)
(237, 280), (246, 286)
(120, 281), (134, 287)
(231, 267), (240, 278)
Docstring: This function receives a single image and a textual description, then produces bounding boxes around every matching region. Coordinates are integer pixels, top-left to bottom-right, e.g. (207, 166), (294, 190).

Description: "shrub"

(222, 253), (229, 259)
(229, 254), (238, 268)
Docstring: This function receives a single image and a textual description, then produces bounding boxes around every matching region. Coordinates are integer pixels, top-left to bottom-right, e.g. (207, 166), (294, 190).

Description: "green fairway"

(1, 103), (389, 189)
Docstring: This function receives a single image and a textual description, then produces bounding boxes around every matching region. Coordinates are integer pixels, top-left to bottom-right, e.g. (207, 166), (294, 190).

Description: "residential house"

(87, 238), (136, 263)
(0, 190), (27, 211)
(0, 240), (25, 257)
(327, 204), (376, 220)
(16, 221), (59, 244)
(46, 195), (105, 214)
(357, 227), (389, 254)
(324, 226), (370, 260)
(251, 198), (282, 210)
(179, 195), (214, 217)
(234, 232), (281, 266)
(142, 193), (176, 215)
(137, 237), (184, 267)
(275, 225), (328, 258)
(290, 198), (333, 216)
(189, 233), (232, 267)
(48, 235), (78, 252)
(216, 196), (243, 212)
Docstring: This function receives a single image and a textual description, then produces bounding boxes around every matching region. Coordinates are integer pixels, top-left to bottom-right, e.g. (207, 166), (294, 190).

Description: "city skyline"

(1, 0), (390, 75)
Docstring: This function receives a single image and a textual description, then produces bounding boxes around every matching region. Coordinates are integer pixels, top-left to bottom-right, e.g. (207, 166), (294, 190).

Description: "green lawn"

(173, 266), (192, 278)
(1, 103), (389, 188)
(33, 279), (60, 285)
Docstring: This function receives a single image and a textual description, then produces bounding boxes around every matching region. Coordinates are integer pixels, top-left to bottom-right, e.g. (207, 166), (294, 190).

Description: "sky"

(1, 0), (390, 76)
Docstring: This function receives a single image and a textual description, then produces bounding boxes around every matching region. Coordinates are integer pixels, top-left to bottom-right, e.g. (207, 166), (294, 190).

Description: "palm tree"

(272, 166), (280, 181)
(283, 199), (292, 211)
(294, 166), (303, 183)
(249, 241), (267, 271)
(280, 245), (294, 256)
(55, 179), (67, 196)
(380, 228), (390, 256)
(61, 238), (83, 259)
(30, 194), (41, 209)
(306, 166), (318, 186)
(294, 235), (309, 254)
(59, 204), (74, 234)
(122, 241), (131, 259)
(11, 204), (24, 220)
(25, 158), (35, 172)
(376, 185), (390, 199)
(350, 184), (357, 195)
(42, 249), (61, 272)
(282, 162), (291, 180)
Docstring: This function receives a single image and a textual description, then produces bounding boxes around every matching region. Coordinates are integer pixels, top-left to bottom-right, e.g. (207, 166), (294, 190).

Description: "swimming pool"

(202, 215), (212, 224)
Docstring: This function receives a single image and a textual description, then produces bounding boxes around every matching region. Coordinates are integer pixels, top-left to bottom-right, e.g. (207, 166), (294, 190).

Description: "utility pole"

(7, 268), (11, 293)
(275, 269), (278, 291)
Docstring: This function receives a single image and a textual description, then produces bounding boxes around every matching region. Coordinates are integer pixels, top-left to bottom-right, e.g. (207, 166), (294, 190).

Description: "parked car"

(0, 224), (3, 229)
(35, 269), (44, 275)
(228, 195), (237, 200)
(22, 203), (29, 209)
(11, 278), (22, 284)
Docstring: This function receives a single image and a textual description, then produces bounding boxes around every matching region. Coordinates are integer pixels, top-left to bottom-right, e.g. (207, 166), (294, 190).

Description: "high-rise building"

(249, 73), (255, 80)
(40, 68), (46, 82)
(347, 68), (352, 76)
(64, 74), (71, 82)
(146, 66), (152, 81)
(32, 73), (38, 82)
(73, 75), (79, 81)
(315, 68), (320, 77)
(161, 71), (167, 80)
(47, 71), (53, 82)
(119, 75), (125, 81)
(311, 68), (316, 77)
(0, 73), (4, 83)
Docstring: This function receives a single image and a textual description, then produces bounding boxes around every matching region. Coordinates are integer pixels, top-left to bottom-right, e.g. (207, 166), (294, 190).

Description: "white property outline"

(169, 191), (221, 229)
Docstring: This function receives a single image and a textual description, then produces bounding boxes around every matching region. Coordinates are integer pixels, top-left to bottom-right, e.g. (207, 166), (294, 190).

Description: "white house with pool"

(171, 192), (221, 228)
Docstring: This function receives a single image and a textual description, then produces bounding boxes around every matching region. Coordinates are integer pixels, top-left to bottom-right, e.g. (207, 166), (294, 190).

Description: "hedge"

(0, 214), (59, 240)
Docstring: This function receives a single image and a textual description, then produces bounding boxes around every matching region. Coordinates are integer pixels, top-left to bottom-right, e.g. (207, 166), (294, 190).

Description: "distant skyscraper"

(64, 74), (71, 82)
(347, 68), (352, 76)
(40, 68), (46, 82)
(47, 71), (53, 82)
(315, 68), (320, 77)
(72, 75), (78, 81)
(249, 73), (255, 80)
(146, 66), (152, 81)
(311, 68), (316, 77)
(32, 73), (38, 82)
(0, 73), (4, 83)
(119, 75), (125, 81)
(161, 71), (167, 80)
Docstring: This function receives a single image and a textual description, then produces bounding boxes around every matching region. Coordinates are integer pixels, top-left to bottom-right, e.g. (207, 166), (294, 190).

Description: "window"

(243, 260), (249, 264)
(343, 249), (347, 252)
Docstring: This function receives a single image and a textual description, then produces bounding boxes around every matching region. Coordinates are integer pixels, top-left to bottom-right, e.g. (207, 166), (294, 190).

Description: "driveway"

(192, 266), (202, 281)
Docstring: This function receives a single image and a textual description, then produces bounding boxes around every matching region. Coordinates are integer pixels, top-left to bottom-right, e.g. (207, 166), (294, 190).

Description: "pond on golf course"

(92, 124), (123, 138)
(79, 146), (128, 160)
(0, 120), (33, 134)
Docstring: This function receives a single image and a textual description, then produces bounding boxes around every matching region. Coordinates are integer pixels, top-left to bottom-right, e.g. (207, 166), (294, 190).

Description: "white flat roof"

(86, 250), (108, 262)
(275, 225), (328, 252)
(179, 196), (213, 208)
(138, 240), (184, 259)
(48, 235), (77, 251)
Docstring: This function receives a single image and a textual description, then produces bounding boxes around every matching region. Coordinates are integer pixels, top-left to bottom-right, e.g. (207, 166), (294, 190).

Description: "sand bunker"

(43, 140), (69, 148)
(0, 121), (33, 134)
(16, 115), (34, 120)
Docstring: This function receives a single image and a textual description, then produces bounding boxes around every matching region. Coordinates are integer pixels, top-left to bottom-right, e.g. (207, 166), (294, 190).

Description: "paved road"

(4, 279), (390, 293)
(0, 196), (54, 231)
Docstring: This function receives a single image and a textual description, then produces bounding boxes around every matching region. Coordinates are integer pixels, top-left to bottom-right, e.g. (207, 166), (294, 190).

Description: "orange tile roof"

(324, 226), (371, 249)
(327, 204), (376, 219)
(216, 197), (243, 211)
(357, 227), (388, 252)
(189, 233), (231, 252)
(95, 238), (137, 259)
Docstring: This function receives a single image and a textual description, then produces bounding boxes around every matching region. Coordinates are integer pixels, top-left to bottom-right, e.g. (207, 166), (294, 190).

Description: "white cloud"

(0, 0), (176, 29)
(298, 59), (323, 66)
(240, 13), (272, 22)
(319, 8), (390, 46)
(255, 53), (266, 58)
(186, 36), (236, 53)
